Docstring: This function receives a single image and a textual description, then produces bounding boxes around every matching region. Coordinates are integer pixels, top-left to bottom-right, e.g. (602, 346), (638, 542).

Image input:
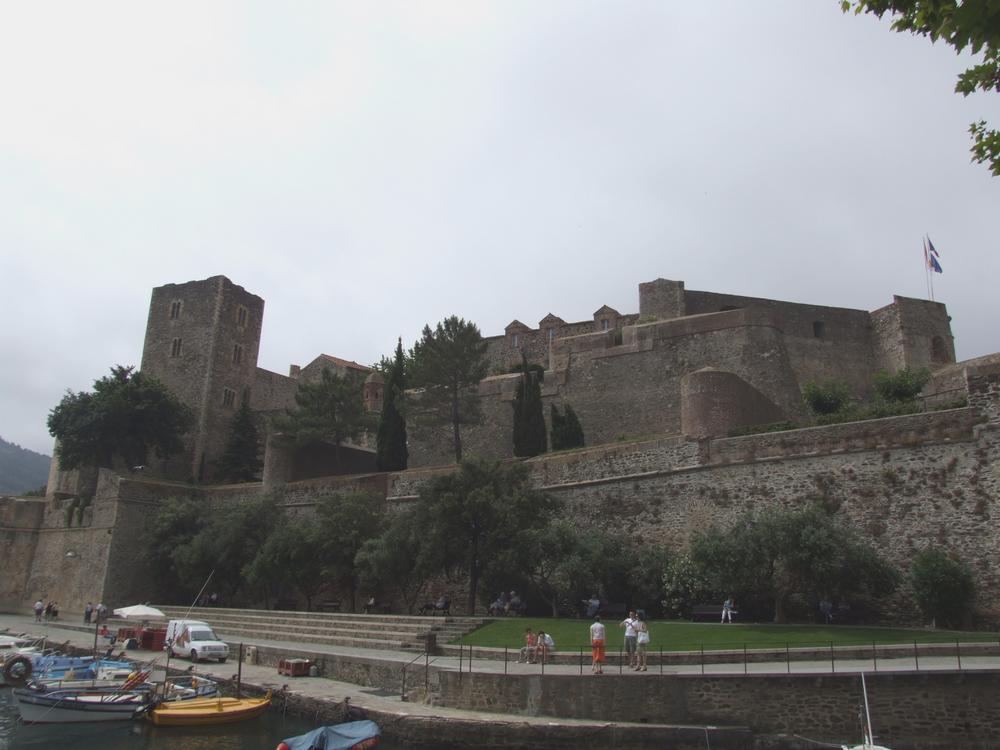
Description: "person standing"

(84, 602), (94, 624)
(519, 627), (537, 663)
(721, 596), (734, 624)
(635, 612), (650, 671)
(33, 599), (43, 622)
(620, 610), (638, 668)
(590, 615), (606, 674)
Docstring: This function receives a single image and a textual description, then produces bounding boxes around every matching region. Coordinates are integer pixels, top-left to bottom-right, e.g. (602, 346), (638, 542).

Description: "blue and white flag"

(924, 236), (943, 273)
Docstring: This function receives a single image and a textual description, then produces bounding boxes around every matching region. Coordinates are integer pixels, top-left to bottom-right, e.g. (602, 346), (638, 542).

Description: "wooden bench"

(691, 604), (737, 622)
(316, 600), (341, 613)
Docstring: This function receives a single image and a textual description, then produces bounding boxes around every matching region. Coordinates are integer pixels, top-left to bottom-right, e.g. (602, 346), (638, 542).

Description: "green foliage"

(414, 457), (558, 612)
(47, 365), (193, 471)
(408, 316), (489, 463)
(275, 367), (371, 468)
(376, 338), (409, 472)
(873, 367), (931, 403)
(690, 505), (899, 623)
(550, 403), (585, 450)
(662, 552), (718, 619)
(216, 398), (262, 483)
(842, 0), (1000, 176)
(512, 357), (547, 458)
(313, 491), (386, 611)
(802, 379), (853, 417)
(356, 507), (428, 613)
(910, 548), (975, 627)
(244, 514), (326, 609)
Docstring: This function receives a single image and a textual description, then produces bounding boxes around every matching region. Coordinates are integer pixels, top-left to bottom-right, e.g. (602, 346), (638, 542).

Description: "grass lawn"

(454, 617), (1000, 652)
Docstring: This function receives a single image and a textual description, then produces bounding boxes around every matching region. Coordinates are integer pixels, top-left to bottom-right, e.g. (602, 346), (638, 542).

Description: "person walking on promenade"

(721, 596), (734, 624)
(84, 602), (93, 624)
(620, 610), (638, 668)
(590, 615), (605, 674)
(634, 612), (649, 671)
(33, 599), (43, 622)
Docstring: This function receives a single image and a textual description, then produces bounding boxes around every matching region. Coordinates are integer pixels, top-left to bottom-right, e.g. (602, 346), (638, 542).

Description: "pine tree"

(217, 397), (262, 482)
(376, 338), (409, 471)
(512, 355), (546, 457)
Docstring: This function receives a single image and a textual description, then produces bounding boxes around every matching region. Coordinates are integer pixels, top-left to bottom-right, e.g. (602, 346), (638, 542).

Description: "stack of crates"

(278, 658), (311, 677)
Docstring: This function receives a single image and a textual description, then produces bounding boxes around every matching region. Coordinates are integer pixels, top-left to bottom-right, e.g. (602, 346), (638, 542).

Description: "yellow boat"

(146, 691), (271, 726)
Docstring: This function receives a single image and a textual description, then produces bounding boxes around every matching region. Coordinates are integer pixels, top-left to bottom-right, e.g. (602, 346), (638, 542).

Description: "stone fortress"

(2, 274), (998, 622)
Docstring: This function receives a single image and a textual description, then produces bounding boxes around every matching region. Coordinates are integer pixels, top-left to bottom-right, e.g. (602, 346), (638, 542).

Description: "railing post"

(913, 641), (919, 672)
(872, 641), (877, 672)
(504, 646), (508, 675)
(580, 647), (583, 675)
(425, 648), (430, 691)
(830, 641), (835, 674)
(956, 640), (962, 670)
(786, 643), (790, 674)
(659, 646), (663, 675)
(700, 644), (705, 675)
(743, 644), (747, 674)
(620, 648), (624, 675)
(458, 644), (463, 680)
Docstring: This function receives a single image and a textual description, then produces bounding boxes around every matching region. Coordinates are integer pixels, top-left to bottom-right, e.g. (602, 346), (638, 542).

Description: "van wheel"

(190, 650), (199, 663)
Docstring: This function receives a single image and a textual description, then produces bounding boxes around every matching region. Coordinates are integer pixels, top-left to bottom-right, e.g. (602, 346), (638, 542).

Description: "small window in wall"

(548, 328), (555, 343)
(237, 306), (248, 327)
(512, 333), (519, 348)
(601, 319), (610, 331)
(222, 388), (236, 407)
(170, 338), (182, 357)
(233, 344), (243, 365)
(169, 300), (182, 320)
(813, 321), (825, 338)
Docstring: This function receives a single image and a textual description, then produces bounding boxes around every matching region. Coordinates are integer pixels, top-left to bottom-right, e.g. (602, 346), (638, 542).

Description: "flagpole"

(923, 236), (932, 300)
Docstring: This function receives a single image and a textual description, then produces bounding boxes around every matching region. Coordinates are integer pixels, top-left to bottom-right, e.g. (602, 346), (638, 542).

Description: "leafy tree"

(512, 355), (547, 458)
(376, 338), (408, 471)
(146, 496), (204, 603)
(168, 494), (278, 603)
(414, 457), (558, 612)
(873, 367), (931, 403)
(244, 514), (326, 610)
(408, 316), (488, 463)
(842, 0), (1000, 176)
(551, 403), (586, 450)
(690, 505), (899, 623)
(47, 365), (193, 471)
(314, 491), (386, 612)
(216, 397), (262, 483)
(802, 379), (853, 417)
(663, 551), (718, 619)
(276, 367), (371, 470)
(356, 507), (429, 614)
(910, 548), (975, 627)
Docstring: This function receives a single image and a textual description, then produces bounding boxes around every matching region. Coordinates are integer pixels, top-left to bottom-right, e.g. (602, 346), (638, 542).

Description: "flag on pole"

(924, 235), (943, 273)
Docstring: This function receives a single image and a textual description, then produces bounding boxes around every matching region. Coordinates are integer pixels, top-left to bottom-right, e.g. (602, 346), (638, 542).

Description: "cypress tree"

(550, 402), (584, 451)
(376, 338), (409, 471)
(217, 396), (263, 482)
(512, 355), (547, 457)
(550, 403), (566, 450)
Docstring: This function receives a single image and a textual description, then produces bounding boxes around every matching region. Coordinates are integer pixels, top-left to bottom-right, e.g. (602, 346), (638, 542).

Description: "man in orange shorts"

(589, 615), (606, 674)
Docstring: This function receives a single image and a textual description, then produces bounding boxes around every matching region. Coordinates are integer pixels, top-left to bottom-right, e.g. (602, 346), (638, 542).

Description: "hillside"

(0, 436), (50, 495)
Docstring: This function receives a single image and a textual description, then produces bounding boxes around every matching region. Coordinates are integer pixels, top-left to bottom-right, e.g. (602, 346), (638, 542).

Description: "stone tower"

(140, 276), (264, 482)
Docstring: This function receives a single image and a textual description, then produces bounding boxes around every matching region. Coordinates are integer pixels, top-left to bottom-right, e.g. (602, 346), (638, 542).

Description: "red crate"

(278, 659), (311, 677)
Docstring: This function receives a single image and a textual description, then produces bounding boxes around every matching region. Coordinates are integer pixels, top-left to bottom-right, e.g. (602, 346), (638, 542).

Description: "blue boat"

(276, 720), (381, 750)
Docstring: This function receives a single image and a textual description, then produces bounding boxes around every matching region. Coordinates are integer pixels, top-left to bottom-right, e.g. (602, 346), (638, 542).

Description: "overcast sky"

(2, 1), (997, 456)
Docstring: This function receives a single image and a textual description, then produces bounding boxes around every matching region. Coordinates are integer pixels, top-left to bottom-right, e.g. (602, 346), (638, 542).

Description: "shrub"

(873, 367), (931, 404)
(802, 379), (853, 417)
(910, 548), (975, 628)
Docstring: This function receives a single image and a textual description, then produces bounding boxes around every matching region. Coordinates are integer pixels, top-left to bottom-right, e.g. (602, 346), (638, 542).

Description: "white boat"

(11, 684), (152, 724)
(842, 674), (892, 750)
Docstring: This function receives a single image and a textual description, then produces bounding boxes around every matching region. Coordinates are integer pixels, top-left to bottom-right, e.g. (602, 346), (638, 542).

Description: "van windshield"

(190, 629), (218, 641)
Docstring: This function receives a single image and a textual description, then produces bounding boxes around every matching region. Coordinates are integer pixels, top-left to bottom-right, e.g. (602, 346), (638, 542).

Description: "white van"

(165, 619), (229, 663)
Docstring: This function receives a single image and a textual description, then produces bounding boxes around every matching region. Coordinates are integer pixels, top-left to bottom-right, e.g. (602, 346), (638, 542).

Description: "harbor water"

(0, 689), (407, 750)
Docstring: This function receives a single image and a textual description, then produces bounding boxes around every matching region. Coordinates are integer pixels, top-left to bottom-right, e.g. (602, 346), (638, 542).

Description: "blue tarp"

(278, 721), (381, 750)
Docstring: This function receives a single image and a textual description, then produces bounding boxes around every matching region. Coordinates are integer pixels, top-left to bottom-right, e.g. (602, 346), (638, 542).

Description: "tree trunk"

(452, 395), (463, 464)
(773, 594), (787, 624)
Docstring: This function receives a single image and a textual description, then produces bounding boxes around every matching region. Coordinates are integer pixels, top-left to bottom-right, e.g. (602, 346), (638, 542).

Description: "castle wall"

(680, 368), (787, 439)
(0, 497), (44, 612)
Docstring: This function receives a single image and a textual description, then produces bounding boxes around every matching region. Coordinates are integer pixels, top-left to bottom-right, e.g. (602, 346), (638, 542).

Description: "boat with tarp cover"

(276, 720), (381, 750)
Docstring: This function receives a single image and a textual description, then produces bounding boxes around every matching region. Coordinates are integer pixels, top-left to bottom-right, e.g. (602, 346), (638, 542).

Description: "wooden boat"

(145, 690), (271, 726)
(11, 684), (152, 723)
(276, 720), (381, 750)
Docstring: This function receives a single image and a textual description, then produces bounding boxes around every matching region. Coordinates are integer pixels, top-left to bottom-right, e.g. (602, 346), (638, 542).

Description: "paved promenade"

(5, 611), (1000, 749)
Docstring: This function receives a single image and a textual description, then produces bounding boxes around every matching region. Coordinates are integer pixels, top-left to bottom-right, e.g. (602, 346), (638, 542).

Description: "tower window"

(813, 321), (825, 338)
(169, 300), (182, 319)
(601, 319), (610, 331)
(237, 306), (248, 327)
(548, 328), (555, 343)
(512, 333), (519, 348)
(233, 344), (243, 365)
(222, 388), (236, 407)
(170, 338), (182, 357)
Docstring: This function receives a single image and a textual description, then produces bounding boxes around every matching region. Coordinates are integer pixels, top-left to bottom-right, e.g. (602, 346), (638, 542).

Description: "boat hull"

(146, 692), (271, 726)
(12, 688), (149, 724)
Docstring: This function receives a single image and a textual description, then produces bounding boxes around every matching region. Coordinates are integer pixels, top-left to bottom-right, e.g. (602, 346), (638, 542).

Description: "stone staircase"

(151, 605), (488, 652)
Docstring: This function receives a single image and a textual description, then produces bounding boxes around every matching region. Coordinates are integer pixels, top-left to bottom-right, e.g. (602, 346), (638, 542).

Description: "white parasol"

(113, 604), (166, 620)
